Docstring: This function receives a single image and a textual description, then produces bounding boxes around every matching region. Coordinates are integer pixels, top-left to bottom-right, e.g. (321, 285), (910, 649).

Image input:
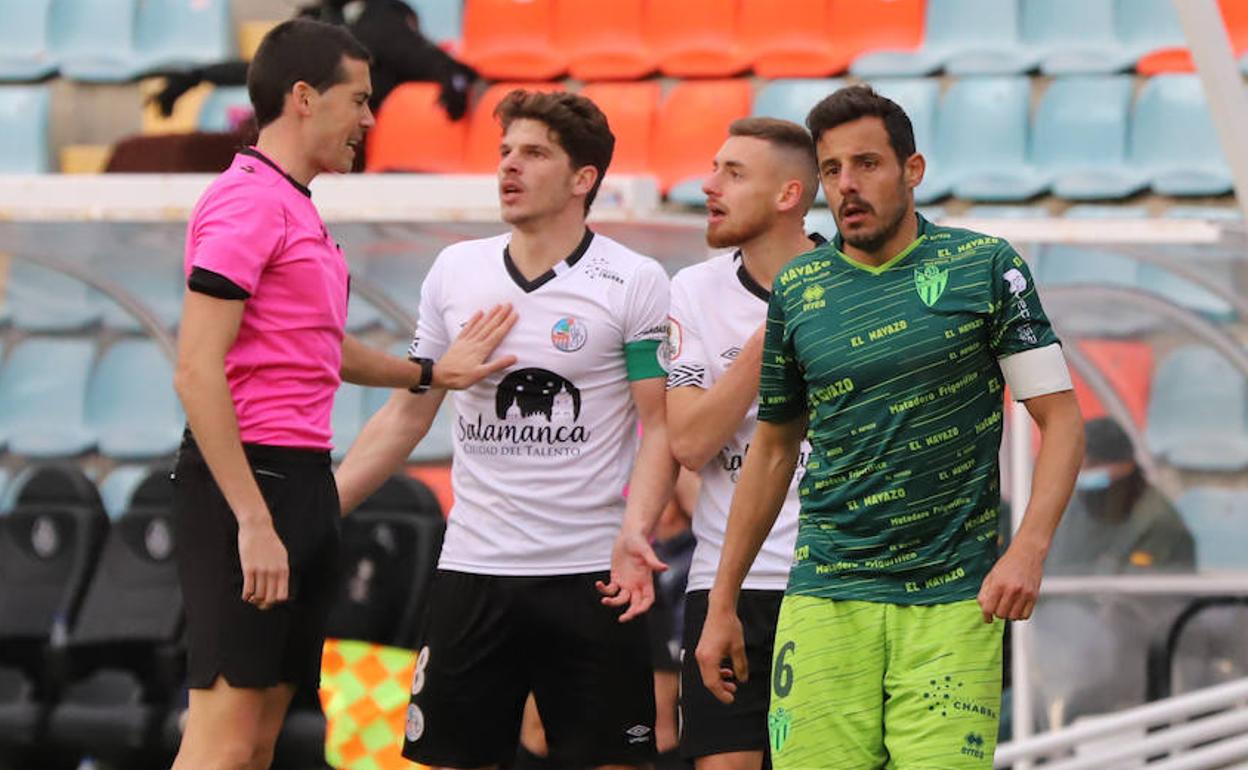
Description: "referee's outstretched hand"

(434, 304), (519, 390)
(596, 531), (668, 623)
(239, 518), (289, 611)
(695, 605), (747, 705)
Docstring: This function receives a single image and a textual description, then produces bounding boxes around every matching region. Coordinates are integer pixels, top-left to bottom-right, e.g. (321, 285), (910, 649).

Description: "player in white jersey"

(666, 118), (821, 770)
(336, 90), (678, 770)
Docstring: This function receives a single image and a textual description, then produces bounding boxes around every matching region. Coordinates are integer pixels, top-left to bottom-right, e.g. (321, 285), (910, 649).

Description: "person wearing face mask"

(1048, 417), (1194, 575)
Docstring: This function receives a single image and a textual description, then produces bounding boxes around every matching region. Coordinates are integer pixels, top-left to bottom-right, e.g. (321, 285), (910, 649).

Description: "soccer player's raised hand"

(596, 530), (668, 623)
(695, 605), (748, 705)
(433, 304), (519, 389)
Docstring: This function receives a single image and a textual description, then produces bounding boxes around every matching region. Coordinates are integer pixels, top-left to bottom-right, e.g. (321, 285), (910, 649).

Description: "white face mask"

(1076, 467), (1114, 492)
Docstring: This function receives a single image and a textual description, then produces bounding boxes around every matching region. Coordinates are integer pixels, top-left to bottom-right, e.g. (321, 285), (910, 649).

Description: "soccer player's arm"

(697, 287), (807, 704)
(176, 190), (288, 609)
(599, 261), (680, 622)
(665, 272), (766, 472)
(978, 246), (1085, 624)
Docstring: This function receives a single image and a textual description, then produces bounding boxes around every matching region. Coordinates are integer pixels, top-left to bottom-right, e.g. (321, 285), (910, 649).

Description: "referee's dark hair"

(496, 90), (616, 214)
(806, 85), (916, 164)
(248, 18), (372, 130)
(728, 116), (820, 208)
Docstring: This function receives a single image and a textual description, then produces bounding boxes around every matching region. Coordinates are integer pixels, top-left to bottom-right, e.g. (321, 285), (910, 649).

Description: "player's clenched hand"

(695, 604), (748, 705)
(977, 540), (1045, 623)
(238, 518), (289, 611)
(596, 531), (668, 623)
(433, 304), (519, 390)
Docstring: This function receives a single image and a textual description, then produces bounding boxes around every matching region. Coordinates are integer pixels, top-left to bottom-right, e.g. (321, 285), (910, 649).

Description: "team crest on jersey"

(666, 318), (683, 360)
(551, 316), (588, 352)
(914, 263), (949, 307)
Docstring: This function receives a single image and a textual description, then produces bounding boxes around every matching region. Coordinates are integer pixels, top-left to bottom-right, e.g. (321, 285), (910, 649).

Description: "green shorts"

(768, 596), (1003, 770)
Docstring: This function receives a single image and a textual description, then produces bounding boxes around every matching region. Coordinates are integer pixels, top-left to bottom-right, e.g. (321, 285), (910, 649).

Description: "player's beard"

(706, 208), (771, 249)
(839, 178), (910, 254)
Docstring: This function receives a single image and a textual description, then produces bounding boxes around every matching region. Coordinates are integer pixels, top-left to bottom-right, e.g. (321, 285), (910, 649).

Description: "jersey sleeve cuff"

(187, 266), (250, 300)
(999, 343), (1073, 401)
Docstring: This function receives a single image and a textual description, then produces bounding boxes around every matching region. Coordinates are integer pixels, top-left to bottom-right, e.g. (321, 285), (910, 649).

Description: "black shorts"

(403, 569), (657, 768)
(172, 436), (341, 692)
(680, 589), (783, 762)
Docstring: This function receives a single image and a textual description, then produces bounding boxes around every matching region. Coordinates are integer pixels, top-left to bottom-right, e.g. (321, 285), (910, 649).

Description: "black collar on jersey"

(503, 227), (594, 293)
(831, 211), (929, 255)
(240, 147), (312, 199)
(733, 232), (829, 303)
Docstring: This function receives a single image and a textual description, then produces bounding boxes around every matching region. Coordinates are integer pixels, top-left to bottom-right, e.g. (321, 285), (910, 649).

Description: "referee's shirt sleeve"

(407, 250), (452, 361)
(187, 187), (284, 298)
(757, 280), (805, 424)
(665, 271), (709, 390)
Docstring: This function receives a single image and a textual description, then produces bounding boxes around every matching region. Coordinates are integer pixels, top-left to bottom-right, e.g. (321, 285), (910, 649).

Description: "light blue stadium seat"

(50, 0), (143, 82)
(197, 85), (251, 133)
(92, 252), (183, 332)
(852, 0), (1039, 77)
(964, 205), (1049, 219)
(1023, 0), (1135, 75)
(346, 291), (382, 333)
(331, 382), (366, 462)
(1131, 76), (1233, 197)
(0, 85), (52, 173)
(134, 0), (234, 74)
(1138, 261), (1236, 322)
(403, 0), (463, 48)
(97, 465), (151, 520)
(1175, 488), (1248, 570)
(1164, 205), (1243, 221)
(8, 259), (100, 331)
(869, 79), (946, 203)
(87, 339), (182, 459)
(1033, 76), (1147, 201)
(1147, 346), (1248, 472)
(363, 253), (434, 328)
(1116, 0), (1186, 62)
(1033, 244), (1157, 337)
(668, 179), (708, 207)
(0, 337), (97, 457)
(1063, 204), (1150, 219)
(0, 0), (59, 81)
(753, 79), (847, 125)
(936, 77), (1048, 202)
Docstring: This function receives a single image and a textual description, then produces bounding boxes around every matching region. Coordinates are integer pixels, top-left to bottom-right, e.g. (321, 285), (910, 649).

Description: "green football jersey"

(759, 214), (1059, 605)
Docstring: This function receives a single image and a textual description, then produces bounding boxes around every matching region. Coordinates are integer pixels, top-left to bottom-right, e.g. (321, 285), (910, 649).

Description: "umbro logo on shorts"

(624, 724), (652, 744)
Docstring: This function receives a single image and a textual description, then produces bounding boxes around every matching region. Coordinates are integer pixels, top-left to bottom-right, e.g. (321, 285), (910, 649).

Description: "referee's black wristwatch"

(408, 357), (435, 394)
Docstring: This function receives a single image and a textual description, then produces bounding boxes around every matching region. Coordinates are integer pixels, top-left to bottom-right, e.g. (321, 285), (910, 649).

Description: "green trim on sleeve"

(625, 339), (667, 381)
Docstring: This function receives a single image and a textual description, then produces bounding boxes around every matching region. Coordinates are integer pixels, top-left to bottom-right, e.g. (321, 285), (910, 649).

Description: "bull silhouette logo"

(495, 368), (582, 422)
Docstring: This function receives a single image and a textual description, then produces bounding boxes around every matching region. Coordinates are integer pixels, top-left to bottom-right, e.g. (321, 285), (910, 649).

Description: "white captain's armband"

(998, 343), (1072, 401)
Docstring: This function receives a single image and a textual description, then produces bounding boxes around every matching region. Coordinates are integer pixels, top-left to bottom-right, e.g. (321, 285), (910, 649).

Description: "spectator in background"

(1047, 417), (1194, 575)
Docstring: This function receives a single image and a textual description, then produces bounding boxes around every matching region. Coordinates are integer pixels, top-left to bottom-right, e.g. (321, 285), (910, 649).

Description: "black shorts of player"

(172, 434), (341, 692)
(403, 569), (657, 768)
(680, 589), (783, 763)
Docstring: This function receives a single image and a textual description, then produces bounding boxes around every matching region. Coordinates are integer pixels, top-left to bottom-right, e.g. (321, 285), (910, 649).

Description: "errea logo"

(961, 731), (986, 760)
(624, 724), (652, 744)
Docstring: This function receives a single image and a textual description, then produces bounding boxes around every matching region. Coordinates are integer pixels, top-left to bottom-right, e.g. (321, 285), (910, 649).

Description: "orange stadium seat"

(580, 81), (660, 175)
(1136, 0), (1248, 74)
(645, 0), (751, 77)
(1071, 339), (1154, 428)
(834, 0), (927, 70)
(554, 0), (656, 80)
(464, 82), (566, 173)
(460, 0), (566, 81)
(651, 79), (753, 195)
(740, 0), (842, 77)
(365, 83), (467, 173)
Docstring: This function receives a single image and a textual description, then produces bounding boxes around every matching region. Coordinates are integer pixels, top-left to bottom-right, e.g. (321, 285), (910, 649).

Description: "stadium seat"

(653, 79), (753, 204)
(1116, 0), (1186, 66)
(868, 78), (946, 203)
(1063, 204), (1150, 219)
(0, 86), (52, 173)
(404, 0), (464, 49)
(1164, 205), (1243, 220)
(1135, 0), (1248, 75)
(464, 82), (565, 173)
(554, 0), (655, 81)
(87, 339), (183, 460)
(133, 0), (234, 74)
(96, 466), (151, 521)
(1176, 488), (1248, 570)
(739, 0), (841, 77)
(460, 0), (566, 81)
(6, 258), (99, 331)
(752, 79), (847, 126)
(366, 82), (468, 173)
(580, 81), (660, 176)
(1032, 245), (1157, 338)
(963, 205), (1049, 219)
(834, 0), (926, 75)
(331, 382), (367, 462)
(1071, 339), (1153, 428)
(1138, 260), (1236, 321)
(852, 0), (1039, 76)
(91, 250), (183, 332)
(49, 0), (142, 82)
(0, 0), (58, 81)
(1031, 76), (1147, 201)
(1147, 346), (1248, 472)
(196, 85), (251, 133)
(646, 0), (750, 78)
(0, 337), (97, 457)
(936, 77), (1048, 202)
(1023, 0), (1135, 75)
(1130, 75), (1234, 197)
(346, 291), (382, 333)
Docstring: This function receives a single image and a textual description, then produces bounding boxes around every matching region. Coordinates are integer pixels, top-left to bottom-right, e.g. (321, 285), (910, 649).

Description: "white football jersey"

(667, 251), (813, 592)
(410, 230), (670, 575)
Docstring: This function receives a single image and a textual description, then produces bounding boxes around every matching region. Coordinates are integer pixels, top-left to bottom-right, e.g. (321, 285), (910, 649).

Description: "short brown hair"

(728, 117), (819, 208)
(496, 90), (615, 214)
(806, 85), (916, 163)
(247, 19), (371, 129)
